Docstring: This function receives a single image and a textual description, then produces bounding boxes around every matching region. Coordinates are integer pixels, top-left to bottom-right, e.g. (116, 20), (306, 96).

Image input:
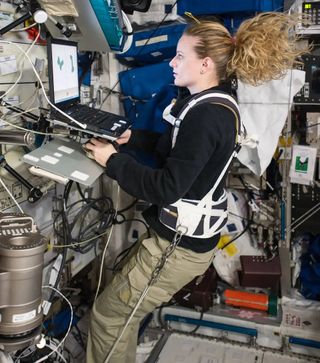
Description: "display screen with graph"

(49, 40), (79, 104)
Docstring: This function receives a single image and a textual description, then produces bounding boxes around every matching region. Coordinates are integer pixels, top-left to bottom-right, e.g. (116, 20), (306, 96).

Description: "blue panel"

(117, 22), (187, 66)
(177, 0), (284, 15)
(164, 314), (258, 337)
(119, 61), (177, 132)
(289, 336), (320, 349)
(223, 16), (251, 34)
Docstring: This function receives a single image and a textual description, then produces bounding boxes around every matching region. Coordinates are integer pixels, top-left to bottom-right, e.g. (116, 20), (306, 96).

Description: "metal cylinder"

(0, 130), (35, 147)
(0, 213), (47, 351)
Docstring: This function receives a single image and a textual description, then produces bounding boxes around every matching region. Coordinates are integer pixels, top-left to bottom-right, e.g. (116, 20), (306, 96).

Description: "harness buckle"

(174, 118), (181, 128)
(176, 224), (188, 236)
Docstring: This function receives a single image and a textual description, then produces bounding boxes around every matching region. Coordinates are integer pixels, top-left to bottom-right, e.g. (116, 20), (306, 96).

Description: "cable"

(13, 345), (37, 362)
(188, 310), (204, 334)
(0, 33), (87, 130)
(46, 183), (76, 307)
(115, 216), (149, 231)
(94, 225), (114, 301)
(34, 285), (73, 363)
(112, 239), (138, 272)
(52, 194), (115, 254)
(3, 106), (39, 120)
(283, 121), (320, 136)
(117, 198), (138, 214)
(51, 230), (109, 249)
(0, 117), (66, 137)
(119, 10), (133, 53)
(43, 343), (67, 363)
(76, 182), (86, 200)
(219, 222), (250, 252)
(0, 27), (40, 102)
(94, 184), (120, 301)
(10, 22), (37, 31)
(73, 324), (86, 350)
(156, 302), (177, 329)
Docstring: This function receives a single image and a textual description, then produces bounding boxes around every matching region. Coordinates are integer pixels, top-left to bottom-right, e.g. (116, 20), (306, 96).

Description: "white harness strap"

(169, 92), (240, 148)
(160, 91), (242, 238)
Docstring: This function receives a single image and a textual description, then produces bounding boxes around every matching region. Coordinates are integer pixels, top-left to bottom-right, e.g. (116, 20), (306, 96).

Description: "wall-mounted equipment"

(296, 1), (320, 35)
(39, 0), (126, 52)
(0, 155), (43, 203)
(0, 0), (48, 36)
(0, 130), (35, 147)
(294, 55), (320, 104)
(0, 213), (47, 352)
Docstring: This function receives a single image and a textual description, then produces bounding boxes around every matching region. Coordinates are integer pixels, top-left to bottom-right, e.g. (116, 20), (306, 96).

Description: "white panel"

(157, 334), (263, 363)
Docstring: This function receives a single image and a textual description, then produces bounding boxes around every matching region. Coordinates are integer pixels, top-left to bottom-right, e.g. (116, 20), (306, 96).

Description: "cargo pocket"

(126, 237), (172, 307)
(127, 264), (172, 308)
(139, 237), (166, 269)
(111, 271), (132, 306)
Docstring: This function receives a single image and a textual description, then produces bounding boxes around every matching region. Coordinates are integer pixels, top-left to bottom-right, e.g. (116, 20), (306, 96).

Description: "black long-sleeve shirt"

(106, 85), (237, 252)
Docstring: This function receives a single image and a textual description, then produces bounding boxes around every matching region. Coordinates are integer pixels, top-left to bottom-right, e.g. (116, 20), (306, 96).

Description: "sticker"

(151, 51), (163, 57)
(41, 155), (59, 165)
(295, 156), (309, 173)
(54, 152), (62, 157)
(24, 154), (39, 162)
(4, 95), (20, 106)
(58, 145), (74, 154)
(12, 310), (36, 323)
(71, 170), (89, 181)
(217, 235), (239, 257)
(135, 35), (168, 47)
(0, 55), (17, 76)
(223, 243), (238, 257)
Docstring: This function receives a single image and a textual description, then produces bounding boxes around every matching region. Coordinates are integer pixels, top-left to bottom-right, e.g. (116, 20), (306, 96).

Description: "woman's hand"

(116, 129), (131, 145)
(84, 138), (117, 167)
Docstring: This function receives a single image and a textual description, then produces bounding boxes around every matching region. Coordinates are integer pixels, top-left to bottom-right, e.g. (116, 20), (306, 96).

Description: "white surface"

(237, 70), (306, 175)
(156, 332), (320, 363)
(157, 334), (263, 363)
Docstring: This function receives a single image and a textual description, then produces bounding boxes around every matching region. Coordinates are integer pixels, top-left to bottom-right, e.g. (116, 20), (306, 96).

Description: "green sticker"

(295, 156), (309, 173)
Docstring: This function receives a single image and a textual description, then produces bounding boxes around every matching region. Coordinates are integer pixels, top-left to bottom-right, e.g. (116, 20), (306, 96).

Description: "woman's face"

(169, 34), (204, 93)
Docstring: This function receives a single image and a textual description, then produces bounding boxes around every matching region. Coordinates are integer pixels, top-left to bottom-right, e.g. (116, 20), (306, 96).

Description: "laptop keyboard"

(50, 104), (131, 139)
(65, 105), (114, 125)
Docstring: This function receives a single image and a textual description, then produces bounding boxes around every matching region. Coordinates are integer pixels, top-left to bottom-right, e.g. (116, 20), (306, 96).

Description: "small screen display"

(50, 43), (79, 104)
(311, 65), (320, 96)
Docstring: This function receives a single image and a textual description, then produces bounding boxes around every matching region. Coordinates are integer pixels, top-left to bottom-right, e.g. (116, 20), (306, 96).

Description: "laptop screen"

(47, 38), (80, 105)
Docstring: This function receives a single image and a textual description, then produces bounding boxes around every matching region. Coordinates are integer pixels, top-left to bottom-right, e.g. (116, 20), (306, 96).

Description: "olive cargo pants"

(86, 230), (215, 363)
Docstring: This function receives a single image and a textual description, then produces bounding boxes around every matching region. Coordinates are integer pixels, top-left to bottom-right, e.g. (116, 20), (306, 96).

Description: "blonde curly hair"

(184, 12), (309, 86)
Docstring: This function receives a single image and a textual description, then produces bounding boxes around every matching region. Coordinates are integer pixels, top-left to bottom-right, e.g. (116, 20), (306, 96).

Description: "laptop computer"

(47, 37), (131, 141)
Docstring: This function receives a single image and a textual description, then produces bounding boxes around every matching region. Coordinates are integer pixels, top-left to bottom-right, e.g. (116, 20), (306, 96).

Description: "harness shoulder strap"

(171, 91), (241, 148)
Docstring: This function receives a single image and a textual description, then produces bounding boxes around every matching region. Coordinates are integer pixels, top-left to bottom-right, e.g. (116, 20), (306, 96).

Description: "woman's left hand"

(84, 138), (117, 167)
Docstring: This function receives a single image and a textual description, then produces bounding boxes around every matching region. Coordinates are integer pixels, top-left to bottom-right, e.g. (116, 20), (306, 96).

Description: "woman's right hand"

(116, 129), (131, 145)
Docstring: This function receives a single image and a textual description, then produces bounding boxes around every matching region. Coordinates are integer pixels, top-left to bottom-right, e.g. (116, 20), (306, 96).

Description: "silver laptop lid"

(23, 138), (104, 186)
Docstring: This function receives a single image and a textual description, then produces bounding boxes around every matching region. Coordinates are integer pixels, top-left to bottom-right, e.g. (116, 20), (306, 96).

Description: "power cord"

(34, 286), (73, 363)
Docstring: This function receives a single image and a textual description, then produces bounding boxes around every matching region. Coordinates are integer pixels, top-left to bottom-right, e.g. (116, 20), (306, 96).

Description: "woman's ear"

(201, 57), (215, 74)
